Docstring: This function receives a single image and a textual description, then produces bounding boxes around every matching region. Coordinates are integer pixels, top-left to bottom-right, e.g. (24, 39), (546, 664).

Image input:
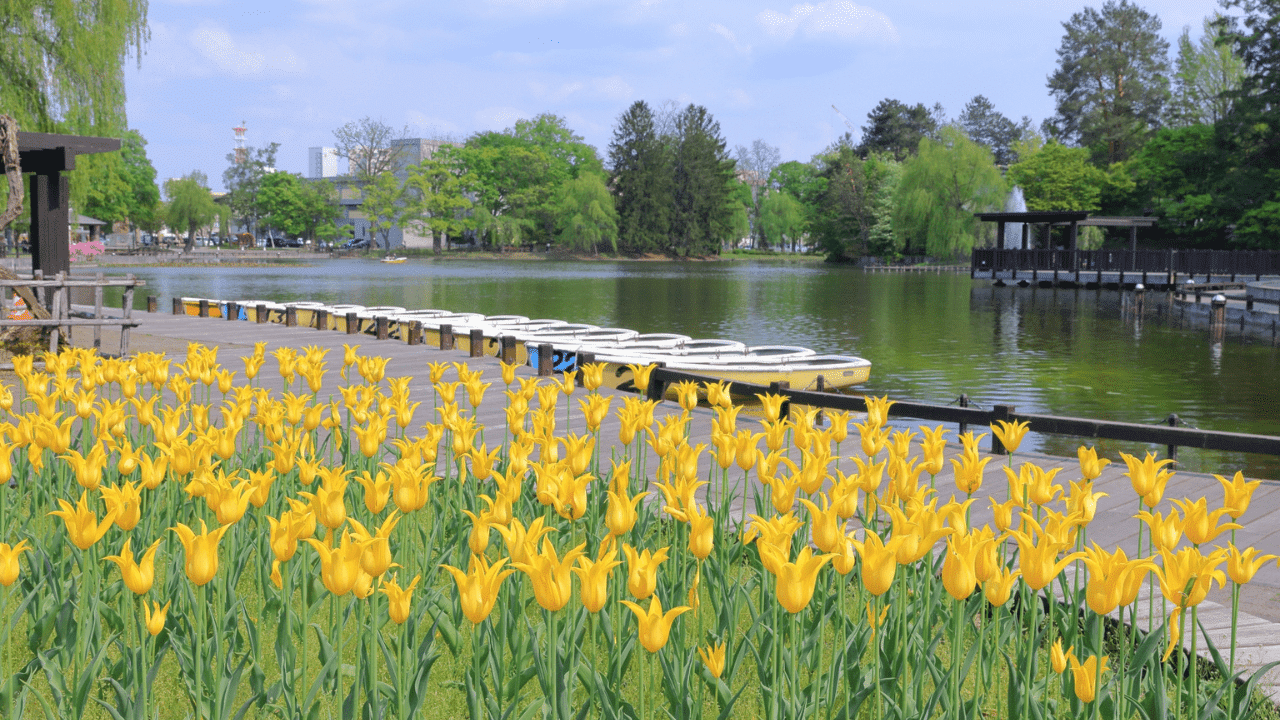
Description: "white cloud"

(757, 1), (898, 43)
(668, 22), (688, 37)
(710, 23), (751, 54)
(190, 23), (303, 76)
(486, 0), (567, 12)
(551, 81), (586, 100)
(475, 106), (526, 129)
(593, 75), (633, 100)
(729, 88), (751, 107)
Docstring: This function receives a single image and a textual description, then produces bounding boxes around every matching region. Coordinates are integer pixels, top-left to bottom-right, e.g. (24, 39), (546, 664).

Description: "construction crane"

(831, 104), (856, 133)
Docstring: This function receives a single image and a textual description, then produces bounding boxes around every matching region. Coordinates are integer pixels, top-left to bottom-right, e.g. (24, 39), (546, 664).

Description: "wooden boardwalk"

(68, 309), (1280, 703)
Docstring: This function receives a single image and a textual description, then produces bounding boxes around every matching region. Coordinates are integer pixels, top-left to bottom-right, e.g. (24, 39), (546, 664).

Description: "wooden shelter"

(2, 131), (120, 276)
(974, 211), (1160, 252)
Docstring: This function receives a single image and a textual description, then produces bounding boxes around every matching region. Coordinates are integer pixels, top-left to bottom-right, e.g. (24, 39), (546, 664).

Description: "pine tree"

(608, 101), (672, 254)
(670, 105), (736, 256)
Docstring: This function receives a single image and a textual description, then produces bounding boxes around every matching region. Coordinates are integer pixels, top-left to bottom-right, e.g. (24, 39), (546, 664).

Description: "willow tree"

(893, 126), (1005, 257)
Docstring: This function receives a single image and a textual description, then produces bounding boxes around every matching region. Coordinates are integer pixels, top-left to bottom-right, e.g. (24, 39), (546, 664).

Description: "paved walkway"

(62, 308), (1280, 703)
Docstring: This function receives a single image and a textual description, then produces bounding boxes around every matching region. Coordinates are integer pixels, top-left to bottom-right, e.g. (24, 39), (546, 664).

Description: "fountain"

(1003, 186), (1026, 249)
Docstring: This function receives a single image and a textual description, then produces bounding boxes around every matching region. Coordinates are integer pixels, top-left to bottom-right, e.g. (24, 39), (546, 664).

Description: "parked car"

(339, 238), (369, 250)
(280, 237), (306, 248)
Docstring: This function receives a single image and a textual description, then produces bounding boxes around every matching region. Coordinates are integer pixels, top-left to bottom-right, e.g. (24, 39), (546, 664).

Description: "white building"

(307, 147), (339, 178)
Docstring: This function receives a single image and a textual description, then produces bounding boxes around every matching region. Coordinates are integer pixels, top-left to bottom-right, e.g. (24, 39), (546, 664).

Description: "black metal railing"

(972, 249), (1280, 279)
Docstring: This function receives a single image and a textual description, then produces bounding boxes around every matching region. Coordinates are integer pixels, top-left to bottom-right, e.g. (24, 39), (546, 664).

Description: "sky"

(123, 0), (1230, 193)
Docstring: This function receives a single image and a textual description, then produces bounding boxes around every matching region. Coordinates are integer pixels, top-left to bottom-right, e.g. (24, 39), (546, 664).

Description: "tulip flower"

(1051, 639), (1072, 674)
(299, 470), (349, 530)
(622, 544), (669, 600)
(864, 394), (894, 427)
(381, 574), (422, 624)
(698, 642), (727, 678)
(579, 394), (612, 433)
(267, 512), (303, 563)
(1067, 479), (1107, 525)
(99, 480), (143, 531)
(733, 430), (761, 472)
(1226, 544), (1276, 585)
(462, 508), (494, 556)
(942, 532), (983, 601)
(1068, 654), (1109, 703)
(50, 492), (119, 550)
(571, 544), (622, 613)
(1155, 547), (1226, 610)
(991, 419), (1030, 455)
(621, 596), (692, 653)
(951, 453), (992, 495)
(1120, 451), (1174, 499)
(348, 512), (400, 577)
(855, 420), (888, 458)
(1081, 544), (1153, 616)
(0, 540), (31, 586)
(203, 472), (254, 526)
(686, 504), (715, 560)
(1026, 464), (1064, 506)
(625, 363), (657, 394)
(918, 424), (948, 475)
(171, 520), (231, 586)
(799, 495), (843, 553)
(144, 600), (170, 636)
(103, 537), (162, 595)
(850, 529), (903, 596)
(605, 485), (647, 537)
(1135, 509), (1183, 553)
(1217, 471), (1261, 520)
(851, 456), (886, 495)
(1172, 496), (1242, 546)
(1008, 516), (1083, 591)
(495, 517), (556, 566)
(62, 443), (109, 490)
(512, 537), (586, 612)
(305, 530), (364, 596)
(983, 567), (1021, 607)
(1077, 446), (1111, 481)
(355, 469), (391, 514)
(703, 380), (731, 409)
(766, 545), (833, 613)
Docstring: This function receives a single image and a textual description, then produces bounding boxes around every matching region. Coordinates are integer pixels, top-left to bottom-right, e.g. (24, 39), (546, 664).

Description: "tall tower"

(233, 122), (247, 164)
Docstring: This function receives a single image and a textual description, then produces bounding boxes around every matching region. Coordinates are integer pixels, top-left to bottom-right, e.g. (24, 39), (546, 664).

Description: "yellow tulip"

(687, 504), (715, 560)
(1155, 547), (1226, 610)
(920, 424), (948, 475)
(625, 363), (657, 394)
(305, 530), (364, 596)
(990, 419), (1030, 454)
(495, 517), (556, 567)
(942, 532), (983, 601)
(381, 574), (422, 624)
(50, 492), (118, 550)
(850, 529), (903, 596)
(62, 443), (109, 490)
(1067, 479), (1107, 525)
(571, 544), (622, 613)
(1120, 451), (1174, 499)
(755, 392), (786, 422)
(1135, 509), (1183, 553)
(698, 642), (726, 678)
(578, 362), (605, 391)
(983, 567), (1021, 607)
(1226, 544), (1277, 585)
(799, 495), (844, 553)
(144, 600), (170, 636)
(767, 545), (833, 613)
(267, 512), (302, 563)
(299, 470), (349, 530)
(1008, 516), (1083, 591)
(1077, 446), (1110, 481)
(1068, 654), (1109, 703)
(579, 394), (612, 433)
(622, 543), (669, 600)
(171, 519), (231, 586)
(0, 539), (31, 586)
(512, 537), (586, 612)
(1216, 470), (1261, 520)
(1025, 464), (1064, 506)
(863, 394), (894, 427)
(1081, 544), (1153, 616)
(355, 470), (391, 514)
(99, 480), (143, 531)
(348, 512), (401, 577)
(1051, 638), (1072, 674)
(703, 380), (731, 409)
(104, 537), (162, 595)
(1172, 497), (1242, 546)
(855, 420), (888, 458)
(605, 485), (647, 537)
(951, 453), (992, 495)
(620, 595), (692, 653)
(462, 508), (494, 556)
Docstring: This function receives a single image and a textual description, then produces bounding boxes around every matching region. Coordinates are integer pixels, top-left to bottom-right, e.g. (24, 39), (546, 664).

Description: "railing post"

(768, 381), (791, 421)
(198, 299), (209, 318)
(257, 303), (268, 324)
(172, 297), (182, 315)
(146, 295), (157, 313)
(645, 363), (668, 402)
(469, 328), (483, 357)
(376, 316), (389, 340)
(408, 321), (423, 346)
(345, 312), (358, 335)
(93, 272), (104, 351)
(537, 343), (553, 376)
(990, 404), (1015, 454)
(1167, 413), (1180, 463)
(120, 275), (134, 357)
(958, 394), (969, 436)
(440, 324), (454, 351)
(226, 301), (239, 321)
(314, 308), (327, 330)
(500, 335), (517, 364)
(285, 306), (297, 327)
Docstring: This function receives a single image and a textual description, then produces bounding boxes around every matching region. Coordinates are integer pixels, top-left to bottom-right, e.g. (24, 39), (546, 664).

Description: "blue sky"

(124, 0), (1228, 192)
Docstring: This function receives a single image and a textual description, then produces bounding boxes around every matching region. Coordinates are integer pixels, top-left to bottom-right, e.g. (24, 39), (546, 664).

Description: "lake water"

(105, 258), (1280, 477)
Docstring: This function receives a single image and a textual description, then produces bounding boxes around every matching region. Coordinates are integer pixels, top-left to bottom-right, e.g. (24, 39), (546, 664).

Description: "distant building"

(308, 147), (339, 178)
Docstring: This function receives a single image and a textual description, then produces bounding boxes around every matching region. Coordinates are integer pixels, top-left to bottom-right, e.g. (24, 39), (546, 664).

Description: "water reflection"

(102, 259), (1280, 476)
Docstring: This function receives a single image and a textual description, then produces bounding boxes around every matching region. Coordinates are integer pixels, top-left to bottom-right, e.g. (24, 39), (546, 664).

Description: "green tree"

(608, 101), (672, 254)
(734, 139), (781, 247)
(404, 155), (475, 253)
(758, 191), (807, 251)
(1007, 142), (1108, 212)
(72, 153), (131, 227)
(670, 105), (737, 256)
(222, 143), (280, 241)
(509, 114), (604, 181)
(332, 116), (412, 182)
(163, 172), (218, 253)
(1125, 124), (1223, 247)
(859, 99), (939, 162)
(551, 174), (618, 254)
(448, 141), (552, 248)
(957, 95), (1030, 165)
(0, 0), (148, 135)
(120, 130), (161, 238)
(359, 171), (406, 251)
(1045, 0), (1171, 164)
(1168, 14), (1246, 126)
(767, 160), (828, 243)
(257, 172), (339, 243)
(809, 148), (899, 259)
(893, 126), (1005, 256)
(299, 180), (341, 244)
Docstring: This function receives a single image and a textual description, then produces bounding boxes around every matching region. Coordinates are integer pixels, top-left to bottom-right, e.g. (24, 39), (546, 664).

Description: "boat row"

(180, 298), (871, 392)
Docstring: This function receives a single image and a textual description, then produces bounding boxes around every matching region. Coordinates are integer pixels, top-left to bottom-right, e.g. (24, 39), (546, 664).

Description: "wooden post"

(500, 335), (517, 364)
(93, 272), (104, 351)
(172, 298), (182, 315)
(198, 299), (210, 318)
(958, 394), (969, 436)
(50, 272), (65, 353)
(120, 275), (134, 357)
(345, 312), (358, 335)
(146, 295), (157, 313)
(408, 321), (423, 346)
(990, 404), (1015, 454)
(257, 303), (268, 324)
(313, 308), (326, 330)
(285, 306), (297, 327)
(537, 343), (553, 376)
(468, 329), (483, 357)
(226, 301), (238, 321)
(1166, 414), (1180, 463)
(440, 324), (454, 351)
(645, 363), (668, 402)
(577, 352), (595, 384)
(376, 316), (389, 340)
